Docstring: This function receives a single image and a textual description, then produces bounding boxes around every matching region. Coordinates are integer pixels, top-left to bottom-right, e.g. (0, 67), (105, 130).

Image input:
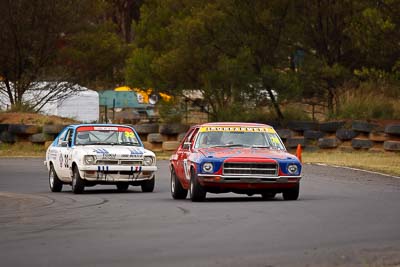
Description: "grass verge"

(0, 143), (46, 158)
(303, 151), (400, 177)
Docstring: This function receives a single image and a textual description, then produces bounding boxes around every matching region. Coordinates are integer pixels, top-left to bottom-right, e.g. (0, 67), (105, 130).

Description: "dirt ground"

(0, 112), (77, 125)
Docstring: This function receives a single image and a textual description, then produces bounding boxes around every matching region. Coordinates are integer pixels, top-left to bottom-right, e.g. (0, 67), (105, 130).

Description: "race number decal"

(64, 154), (69, 168)
(125, 131), (135, 138)
(183, 159), (191, 181)
(270, 136), (280, 145)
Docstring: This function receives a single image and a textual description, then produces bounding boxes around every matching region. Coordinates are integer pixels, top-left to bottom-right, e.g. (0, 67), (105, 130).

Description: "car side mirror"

(60, 140), (69, 147)
(182, 142), (191, 149)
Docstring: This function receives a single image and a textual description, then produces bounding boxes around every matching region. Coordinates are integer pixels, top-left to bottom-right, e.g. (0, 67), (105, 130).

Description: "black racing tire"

(318, 137), (340, 148)
(189, 168), (206, 202)
(116, 183), (129, 192)
(282, 184), (300, 201)
(159, 124), (190, 135)
(133, 123), (159, 134)
(261, 192), (276, 200)
(141, 176), (155, 192)
(72, 166), (85, 194)
(43, 124), (65, 134)
(147, 133), (164, 143)
(385, 124), (400, 135)
(49, 164), (63, 192)
(170, 168), (188, 199)
(384, 140), (400, 151)
(162, 141), (180, 151)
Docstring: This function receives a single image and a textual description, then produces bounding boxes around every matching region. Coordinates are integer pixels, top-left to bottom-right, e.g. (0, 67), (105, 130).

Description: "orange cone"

(296, 144), (302, 163)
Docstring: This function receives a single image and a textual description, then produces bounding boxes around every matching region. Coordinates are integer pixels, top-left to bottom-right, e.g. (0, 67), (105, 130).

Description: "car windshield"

(74, 126), (141, 146)
(194, 127), (285, 150)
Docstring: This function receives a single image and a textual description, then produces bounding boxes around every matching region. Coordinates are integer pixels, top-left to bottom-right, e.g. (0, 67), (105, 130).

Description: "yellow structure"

(114, 86), (172, 104)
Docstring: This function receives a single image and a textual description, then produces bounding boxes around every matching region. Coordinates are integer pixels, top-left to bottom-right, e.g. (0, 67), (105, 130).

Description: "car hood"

(196, 147), (297, 160)
(75, 145), (152, 158)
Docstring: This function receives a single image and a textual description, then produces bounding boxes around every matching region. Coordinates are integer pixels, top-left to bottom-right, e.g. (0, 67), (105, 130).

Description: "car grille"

(96, 160), (143, 166)
(223, 162), (278, 176)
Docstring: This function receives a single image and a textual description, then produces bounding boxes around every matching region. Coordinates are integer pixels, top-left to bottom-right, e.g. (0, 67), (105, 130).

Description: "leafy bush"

(211, 104), (272, 122)
(280, 106), (313, 121)
(8, 103), (35, 113)
(211, 103), (312, 123)
(157, 99), (183, 123)
(336, 89), (396, 119)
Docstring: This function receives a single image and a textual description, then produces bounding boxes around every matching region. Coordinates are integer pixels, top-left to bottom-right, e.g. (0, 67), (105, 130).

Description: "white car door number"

(64, 154), (69, 168)
(183, 159), (190, 181)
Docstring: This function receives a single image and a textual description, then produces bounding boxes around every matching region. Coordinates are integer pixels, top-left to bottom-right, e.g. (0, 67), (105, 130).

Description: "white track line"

(306, 162), (400, 179)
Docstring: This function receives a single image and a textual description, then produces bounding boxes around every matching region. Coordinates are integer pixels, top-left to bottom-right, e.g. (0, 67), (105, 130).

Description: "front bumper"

(197, 174), (301, 189)
(80, 165), (157, 172)
(79, 165), (157, 182)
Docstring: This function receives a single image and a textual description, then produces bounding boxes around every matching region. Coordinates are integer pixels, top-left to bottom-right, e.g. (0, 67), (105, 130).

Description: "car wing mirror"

(182, 142), (192, 150)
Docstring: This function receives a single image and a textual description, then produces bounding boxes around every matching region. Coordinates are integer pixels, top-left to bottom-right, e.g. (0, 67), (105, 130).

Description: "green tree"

(0, 0), (96, 111)
(126, 0), (298, 120)
(294, 0), (400, 115)
(102, 0), (144, 43)
(59, 22), (127, 89)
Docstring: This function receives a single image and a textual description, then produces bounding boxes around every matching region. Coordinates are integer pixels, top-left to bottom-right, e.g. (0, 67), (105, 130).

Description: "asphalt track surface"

(0, 158), (399, 267)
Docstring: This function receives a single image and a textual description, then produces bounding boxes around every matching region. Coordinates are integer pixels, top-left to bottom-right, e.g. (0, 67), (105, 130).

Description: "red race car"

(169, 122), (302, 202)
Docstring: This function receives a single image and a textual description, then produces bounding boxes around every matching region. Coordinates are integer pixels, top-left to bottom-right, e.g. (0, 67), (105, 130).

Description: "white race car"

(44, 124), (157, 194)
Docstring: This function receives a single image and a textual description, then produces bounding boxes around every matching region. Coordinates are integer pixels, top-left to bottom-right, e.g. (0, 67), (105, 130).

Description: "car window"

(57, 129), (67, 145)
(57, 128), (73, 146)
(194, 131), (223, 148)
(181, 127), (199, 150)
(75, 126), (141, 146)
(265, 132), (285, 150)
(193, 126), (285, 149)
(66, 129), (73, 146)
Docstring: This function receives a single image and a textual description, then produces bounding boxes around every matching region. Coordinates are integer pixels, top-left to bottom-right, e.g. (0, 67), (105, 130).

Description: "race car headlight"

(143, 156), (155, 166)
(202, 162), (213, 173)
(287, 164), (298, 175)
(84, 155), (96, 165)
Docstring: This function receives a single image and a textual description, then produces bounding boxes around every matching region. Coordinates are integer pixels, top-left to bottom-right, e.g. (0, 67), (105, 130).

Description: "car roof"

(67, 124), (135, 129)
(195, 122), (273, 128)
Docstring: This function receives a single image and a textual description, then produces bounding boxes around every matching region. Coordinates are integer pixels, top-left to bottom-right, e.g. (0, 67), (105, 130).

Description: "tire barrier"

(336, 129), (359, 141)
(43, 124), (66, 134)
(276, 129), (293, 140)
(318, 138), (340, 148)
(304, 130), (324, 140)
(147, 133), (164, 143)
(8, 124), (41, 135)
(2, 121), (400, 153)
(0, 131), (16, 143)
(352, 121), (379, 133)
(162, 141), (180, 151)
(0, 124), (9, 133)
(132, 123), (159, 134)
(319, 121), (345, 133)
(142, 141), (154, 150)
(351, 138), (373, 149)
(385, 124), (400, 136)
(383, 140), (400, 151)
(368, 132), (388, 142)
(159, 123), (190, 135)
(30, 133), (53, 143)
(286, 137), (305, 148)
(287, 121), (319, 132)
